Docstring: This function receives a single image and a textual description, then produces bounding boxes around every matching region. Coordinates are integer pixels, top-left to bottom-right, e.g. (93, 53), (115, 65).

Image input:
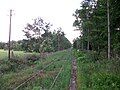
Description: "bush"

(92, 73), (120, 89)
(25, 54), (40, 62)
(74, 50), (120, 89)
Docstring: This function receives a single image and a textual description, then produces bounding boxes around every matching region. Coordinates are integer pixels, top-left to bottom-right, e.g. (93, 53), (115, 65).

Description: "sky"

(0, 0), (82, 43)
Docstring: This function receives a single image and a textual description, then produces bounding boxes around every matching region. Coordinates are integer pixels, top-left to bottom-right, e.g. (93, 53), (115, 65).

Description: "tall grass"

(74, 50), (120, 90)
(19, 50), (72, 90)
(0, 49), (72, 90)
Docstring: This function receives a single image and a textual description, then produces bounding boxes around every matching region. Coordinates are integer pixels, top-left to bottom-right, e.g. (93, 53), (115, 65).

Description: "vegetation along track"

(14, 60), (55, 90)
(0, 50), (72, 90)
(13, 57), (67, 90)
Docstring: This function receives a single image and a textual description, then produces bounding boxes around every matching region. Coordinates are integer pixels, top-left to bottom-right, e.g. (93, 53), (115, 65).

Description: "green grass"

(0, 67), (34, 89)
(19, 50), (72, 90)
(74, 50), (120, 90)
(0, 49), (8, 60)
(0, 49), (40, 60)
(0, 49), (72, 90)
(0, 49), (27, 61)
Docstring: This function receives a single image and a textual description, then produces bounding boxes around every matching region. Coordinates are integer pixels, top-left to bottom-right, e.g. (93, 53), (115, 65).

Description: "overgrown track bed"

(69, 58), (77, 90)
(0, 50), (72, 90)
(20, 60), (71, 90)
(14, 61), (55, 90)
(49, 66), (63, 89)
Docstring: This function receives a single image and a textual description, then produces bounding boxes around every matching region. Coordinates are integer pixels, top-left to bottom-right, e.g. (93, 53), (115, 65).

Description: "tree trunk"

(87, 29), (90, 51)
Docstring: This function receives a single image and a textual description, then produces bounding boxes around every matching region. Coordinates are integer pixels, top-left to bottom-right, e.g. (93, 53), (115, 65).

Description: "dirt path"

(69, 58), (77, 90)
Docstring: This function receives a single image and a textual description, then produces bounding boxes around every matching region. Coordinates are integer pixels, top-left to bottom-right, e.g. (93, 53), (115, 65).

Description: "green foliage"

(0, 50), (72, 90)
(32, 86), (41, 90)
(74, 50), (120, 89)
(25, 54), (40, 62)
(92, 73), (120, 89)
(73, 0), (120, 57)
(22, 17), (71, 53)
(0, 42), (5, 49)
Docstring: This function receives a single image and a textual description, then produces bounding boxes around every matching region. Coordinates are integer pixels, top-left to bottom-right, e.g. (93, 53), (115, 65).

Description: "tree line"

(0, 17), (71, 53)
(73, 0), (120, 58)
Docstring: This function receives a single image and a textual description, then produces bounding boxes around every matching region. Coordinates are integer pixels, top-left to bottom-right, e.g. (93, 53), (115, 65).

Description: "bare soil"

(69, 59), (77, 90)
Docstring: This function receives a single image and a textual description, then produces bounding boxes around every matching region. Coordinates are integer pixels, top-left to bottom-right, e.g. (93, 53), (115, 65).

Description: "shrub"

(92, 73), (120, 89)
(25, 54), (40, 62)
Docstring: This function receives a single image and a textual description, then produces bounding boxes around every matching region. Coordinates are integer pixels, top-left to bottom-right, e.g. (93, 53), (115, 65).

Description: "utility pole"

(107, 0), (110, 59)
(8, 9), (12, 60)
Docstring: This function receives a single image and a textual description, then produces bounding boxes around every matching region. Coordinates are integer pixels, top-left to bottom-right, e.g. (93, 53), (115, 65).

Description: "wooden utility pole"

(107, 0), (110, 59)
(8, 9), (12, 60)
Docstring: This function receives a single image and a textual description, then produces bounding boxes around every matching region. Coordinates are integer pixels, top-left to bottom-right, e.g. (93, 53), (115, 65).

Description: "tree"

(73, 0), (120, 58)
(22, 17), (71, 52)
(0, 42), (5, 49)
(23, 17), (52, 52)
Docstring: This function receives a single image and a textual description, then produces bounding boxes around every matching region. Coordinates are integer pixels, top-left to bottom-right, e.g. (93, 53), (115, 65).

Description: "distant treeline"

(0, 17), (71, 52)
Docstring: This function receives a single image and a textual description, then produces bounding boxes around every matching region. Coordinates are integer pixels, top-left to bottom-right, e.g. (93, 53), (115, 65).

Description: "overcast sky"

(0, 0), (82, 43)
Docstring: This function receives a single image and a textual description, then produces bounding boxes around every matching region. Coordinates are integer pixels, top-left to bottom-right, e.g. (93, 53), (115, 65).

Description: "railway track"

(13, 58), (66, 90)
(13, 60), (56, 90)
(49, 66), (63, 89)
(11, 50), (72, 90)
